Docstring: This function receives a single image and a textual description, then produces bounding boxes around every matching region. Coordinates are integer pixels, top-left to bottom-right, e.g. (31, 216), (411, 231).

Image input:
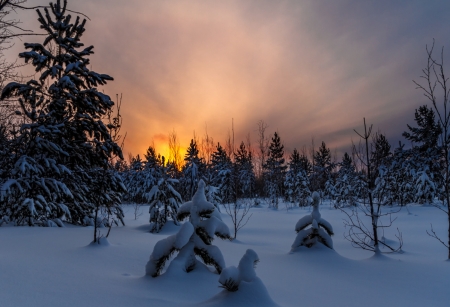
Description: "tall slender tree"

(235, 141), (255, 198)
(413, 43), (450, 258)
(312, 141), (332, 192)
(263, 132), (286, 208)
(0, 0), (125, 227)
(182, 139), (205, 200)
(211, 143), (235, 204)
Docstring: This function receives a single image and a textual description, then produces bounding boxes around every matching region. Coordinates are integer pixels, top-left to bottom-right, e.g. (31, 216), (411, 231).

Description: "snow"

(209, 249), (276, 306)
(0, 202), (450, 306)
(201, 277), (278, 307)
(237, 249), (259, 282)
(174, 222), (195, 249)
(191, 179), (215, 213)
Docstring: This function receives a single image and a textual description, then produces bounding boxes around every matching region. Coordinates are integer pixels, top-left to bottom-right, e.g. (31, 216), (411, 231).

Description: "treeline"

(119, 103), (442, 213)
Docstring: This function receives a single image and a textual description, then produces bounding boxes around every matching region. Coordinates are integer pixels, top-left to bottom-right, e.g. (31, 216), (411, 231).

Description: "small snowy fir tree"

(146, 158), (183, 233)
(387, 144), (414, 206)
(219, 249), (260, 292)
(413, 167), (436, 204)
(284, 149), (312, 206)
(332, 153), (357, 207)
(201, 249), (278, 307)
(146, 180), (231, 277)
(295, 170), (312, 207)
(121, 155), (155, 204)
(204, 172), (222, 212)
(291, 191), (334, 250)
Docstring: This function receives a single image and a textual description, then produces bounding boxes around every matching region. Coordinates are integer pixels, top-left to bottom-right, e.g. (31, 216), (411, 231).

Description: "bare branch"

(427, 224), (449, 248)
(223, 199), (253, 240)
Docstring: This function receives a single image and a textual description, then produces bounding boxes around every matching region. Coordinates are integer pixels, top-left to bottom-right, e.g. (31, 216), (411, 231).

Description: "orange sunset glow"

(9, 0), (450, 161)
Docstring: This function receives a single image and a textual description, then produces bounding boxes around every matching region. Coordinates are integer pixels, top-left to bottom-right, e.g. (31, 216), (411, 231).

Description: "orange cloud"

(7, 0), (450, 161)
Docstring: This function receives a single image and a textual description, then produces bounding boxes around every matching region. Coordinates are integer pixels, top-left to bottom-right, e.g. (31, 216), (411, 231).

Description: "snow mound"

(198, 278), (279, 307)
(199, 249), (279, 307)
(89, 237), (110, 247)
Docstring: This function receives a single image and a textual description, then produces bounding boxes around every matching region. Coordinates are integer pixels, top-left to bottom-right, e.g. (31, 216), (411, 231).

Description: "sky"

(7, 0), (450, 161)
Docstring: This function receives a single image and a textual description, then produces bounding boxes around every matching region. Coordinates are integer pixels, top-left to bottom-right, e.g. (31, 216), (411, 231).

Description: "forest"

(0, 1), (449, 307)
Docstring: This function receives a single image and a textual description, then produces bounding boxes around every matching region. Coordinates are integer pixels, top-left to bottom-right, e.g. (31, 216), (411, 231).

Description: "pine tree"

(182, 139), (205, 200)
(284, 149), (311, 206)
(403, 105), (442, 151)
(0, 0), (125, 226)
(333, 152), (357, 206)
(369, 133), (393, 206)
(263, 132), (287, 208)
(402, 105), (442, 203)
(122, 154), (155, 204)
(312, 141), (332, 192)
(299, 153), (313, 175)
(211, 143), (235, 204)
(387, 143), (414, 206)
(147, 157), (183, 233)
(413, 167), (436, 204)
(235, 142), (255, 199)
(144, 145), (161, 169)
(146, 180), (231, 277)
(371, 133), (391, 180)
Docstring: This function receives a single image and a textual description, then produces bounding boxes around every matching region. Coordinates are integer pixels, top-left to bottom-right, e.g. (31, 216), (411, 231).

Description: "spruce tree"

(122, 154), (155, 204)
(211, 143), (235, 204)
(0, 0), (125, 226)
(388, 143), (414, 206)
(235, 142), (255, 199)
(312, 141), (332, 192)
(371, 133), (391, 181)
(182, 139), (205, 200)
(144, 145), (161, 169)
(403, 105), (442, 151)
(147, 157), (183, 233)
(299, 153), (313, 175)
(333, 152), (357, 206)
(263, 132), (286, 208)
(402, 105), (442, 202)
(284, 149), (311, 206)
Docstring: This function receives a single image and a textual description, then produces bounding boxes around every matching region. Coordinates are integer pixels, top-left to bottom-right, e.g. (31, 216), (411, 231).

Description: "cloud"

(8, 0), (450, 159)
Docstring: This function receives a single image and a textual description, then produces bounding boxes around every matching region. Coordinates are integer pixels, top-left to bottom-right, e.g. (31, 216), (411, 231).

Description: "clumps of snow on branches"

(145, 180), (231, 277)
(199, 249), (278, 307)
(219, 249), (260, 292)
(291, 191), (334, 250)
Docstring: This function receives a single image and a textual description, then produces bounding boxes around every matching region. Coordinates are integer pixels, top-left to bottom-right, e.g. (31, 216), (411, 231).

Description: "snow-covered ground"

(1, 202), (449, 307)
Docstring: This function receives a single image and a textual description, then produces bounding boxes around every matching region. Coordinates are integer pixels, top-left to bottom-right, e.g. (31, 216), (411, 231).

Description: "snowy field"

(1, 202), (449, 307)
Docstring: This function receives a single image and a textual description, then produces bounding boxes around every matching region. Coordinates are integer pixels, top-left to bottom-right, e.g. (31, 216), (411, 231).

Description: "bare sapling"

(341, 118), (403, 254)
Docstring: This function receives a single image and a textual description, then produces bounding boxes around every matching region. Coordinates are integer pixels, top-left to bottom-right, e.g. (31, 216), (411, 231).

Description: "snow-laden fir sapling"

(206, 249), (278, 307)
(146, 180), (231, 277)
(146, 160), (183, 233)
(219, 249), (260, 292)
(291, 191), (334, 250)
